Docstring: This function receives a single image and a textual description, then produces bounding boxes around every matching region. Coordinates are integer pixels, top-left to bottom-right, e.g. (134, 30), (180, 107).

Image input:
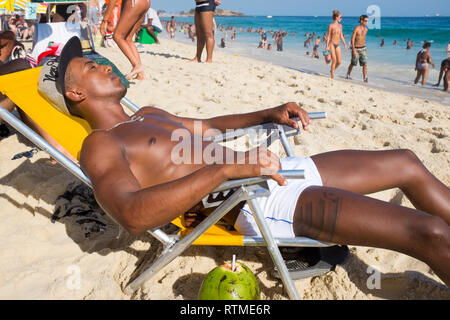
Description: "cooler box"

(137, 29), (158, 45)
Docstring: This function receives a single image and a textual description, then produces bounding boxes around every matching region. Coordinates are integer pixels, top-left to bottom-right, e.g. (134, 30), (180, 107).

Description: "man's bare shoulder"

(80, 130), (124, 173)
(136, 106), (170, 116)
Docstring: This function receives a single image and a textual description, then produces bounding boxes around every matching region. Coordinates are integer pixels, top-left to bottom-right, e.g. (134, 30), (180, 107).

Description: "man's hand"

(269, 102), (311, 130)
(215, 0), (221, 5)
(223, 147), (287, 186)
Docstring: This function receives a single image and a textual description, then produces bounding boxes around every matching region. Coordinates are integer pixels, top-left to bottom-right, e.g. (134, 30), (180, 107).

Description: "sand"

(0, 38), (449, 300)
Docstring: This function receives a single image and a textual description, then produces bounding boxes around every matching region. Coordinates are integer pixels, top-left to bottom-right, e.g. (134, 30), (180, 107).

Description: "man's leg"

(191, 11), (206, 62)
(292, 149), (450, 285)
(362, 64), (368, 82)
(293, 186), (450, 285)
(311, 149), (450, 222)
(346, 63), (353, 79)
(444, 70), (449, 91)
(146, 26), (159, 44)
(198, 11), (214, 63)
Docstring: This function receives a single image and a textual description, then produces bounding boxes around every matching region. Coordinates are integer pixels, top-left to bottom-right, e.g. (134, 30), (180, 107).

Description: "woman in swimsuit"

(101, 0), (150, 80)
(326, 10), (348, 79)
(414, 42), (435, 86)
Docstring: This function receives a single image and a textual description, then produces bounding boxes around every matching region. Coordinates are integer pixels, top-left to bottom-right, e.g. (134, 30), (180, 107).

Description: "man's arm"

(138, 102), (311, 137)
(81, 131), (231, 235)
(351, 27), (357, 54)
(80, 131), (284, 235)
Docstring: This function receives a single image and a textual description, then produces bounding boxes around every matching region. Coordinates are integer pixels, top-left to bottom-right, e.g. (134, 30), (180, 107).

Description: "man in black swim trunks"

(190, 0), (221, 63)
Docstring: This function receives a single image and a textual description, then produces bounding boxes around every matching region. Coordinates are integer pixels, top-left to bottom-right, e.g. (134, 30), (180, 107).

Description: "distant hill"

(159, 8), (246, 17)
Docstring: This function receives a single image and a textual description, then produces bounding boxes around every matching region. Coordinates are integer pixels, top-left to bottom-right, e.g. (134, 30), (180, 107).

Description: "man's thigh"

(311, 149), (414, 195)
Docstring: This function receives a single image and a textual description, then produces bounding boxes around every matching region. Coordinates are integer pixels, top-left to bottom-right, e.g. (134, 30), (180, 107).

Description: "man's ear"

(65, 87), (86, 103)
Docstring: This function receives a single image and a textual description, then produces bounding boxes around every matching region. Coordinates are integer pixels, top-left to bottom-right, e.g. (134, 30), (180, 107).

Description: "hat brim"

(58, 36), (83, 95)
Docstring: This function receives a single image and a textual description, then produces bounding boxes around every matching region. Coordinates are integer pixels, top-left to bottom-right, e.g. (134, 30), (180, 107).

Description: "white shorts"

(234, 157), (323, 238)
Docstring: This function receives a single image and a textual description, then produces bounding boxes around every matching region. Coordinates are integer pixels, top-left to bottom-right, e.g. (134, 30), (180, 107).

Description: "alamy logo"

(366, 5), (381, 30)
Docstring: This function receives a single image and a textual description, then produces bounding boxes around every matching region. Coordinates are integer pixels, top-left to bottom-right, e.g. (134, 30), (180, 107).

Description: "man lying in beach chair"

(36, 37), (450, 288)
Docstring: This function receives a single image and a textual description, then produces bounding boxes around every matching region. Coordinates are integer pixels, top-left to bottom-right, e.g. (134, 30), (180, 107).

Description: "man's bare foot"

(189, 57), (201, 62)
(205, 59), (213, 63)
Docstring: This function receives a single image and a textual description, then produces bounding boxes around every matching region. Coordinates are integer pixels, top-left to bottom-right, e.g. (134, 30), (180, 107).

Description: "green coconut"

(198, 262), (261, 300)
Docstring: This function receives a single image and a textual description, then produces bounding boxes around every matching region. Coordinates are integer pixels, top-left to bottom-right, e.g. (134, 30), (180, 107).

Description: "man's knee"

(204, 31), (214, 41)
(396, 149), (427, 182)
(412, 216), (449, 255)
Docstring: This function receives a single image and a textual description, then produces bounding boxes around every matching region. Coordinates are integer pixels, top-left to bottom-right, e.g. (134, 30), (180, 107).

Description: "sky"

(150, 0), (450, 17)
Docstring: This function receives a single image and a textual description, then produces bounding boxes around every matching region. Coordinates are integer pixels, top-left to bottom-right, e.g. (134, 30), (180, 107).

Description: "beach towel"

(27, 22), (81, 66)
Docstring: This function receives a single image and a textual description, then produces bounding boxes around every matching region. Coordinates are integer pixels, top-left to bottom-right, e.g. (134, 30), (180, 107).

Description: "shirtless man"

(346, 15), (369, 82)
(326, 10), (348, 79)
(39, 37), (450, 286)
(414, 42), (435, 86)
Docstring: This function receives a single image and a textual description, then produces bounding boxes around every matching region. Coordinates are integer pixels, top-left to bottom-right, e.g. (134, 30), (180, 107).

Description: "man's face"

(66, 57), (126, 102)
(361, 18), (368, 26)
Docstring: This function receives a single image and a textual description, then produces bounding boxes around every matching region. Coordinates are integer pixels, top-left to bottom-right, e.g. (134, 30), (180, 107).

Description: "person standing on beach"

(414, 42), (435, 86)
(190, 0), (221, 63)
(100, 0), (150, 80)
(433, 58), (449, 91)
(326, 10), (348, 79)
(87, 0), (101, 35)
(169, 16), (176, 39)
(346, 15), (369, 82)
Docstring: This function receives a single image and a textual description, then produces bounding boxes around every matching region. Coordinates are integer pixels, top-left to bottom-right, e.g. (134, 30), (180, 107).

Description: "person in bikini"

(346, 15), (369, 82)
(190, 0), (221, 63)
(326, 10), (348, 79)
(414, 42), (435, 86)
(39, 37), (450, 287)
(100, 0), (150, 80)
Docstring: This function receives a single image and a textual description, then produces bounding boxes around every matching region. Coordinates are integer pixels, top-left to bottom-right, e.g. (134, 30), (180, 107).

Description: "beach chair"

(0, 67), (338, 300)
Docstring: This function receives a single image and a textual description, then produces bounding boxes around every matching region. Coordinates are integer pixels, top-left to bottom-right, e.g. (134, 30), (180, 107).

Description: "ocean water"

(161, 16), (450, 104)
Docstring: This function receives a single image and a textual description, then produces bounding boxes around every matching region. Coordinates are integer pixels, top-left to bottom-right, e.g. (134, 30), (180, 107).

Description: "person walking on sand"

(100, 0), (150, 81)
(190, 0), (221, 63)
(414, 42), (435, 86)
(346, 15), (369, 82)
(326, 10), (348, 79)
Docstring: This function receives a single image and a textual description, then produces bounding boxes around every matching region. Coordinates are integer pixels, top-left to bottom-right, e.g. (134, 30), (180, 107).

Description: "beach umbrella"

(14, 0), (47, 13)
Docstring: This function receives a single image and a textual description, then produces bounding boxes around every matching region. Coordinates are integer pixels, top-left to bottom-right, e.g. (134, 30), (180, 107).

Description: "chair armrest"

(204, 112), (326, 142)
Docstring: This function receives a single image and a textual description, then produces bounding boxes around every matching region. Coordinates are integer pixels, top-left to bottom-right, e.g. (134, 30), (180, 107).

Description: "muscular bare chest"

(109, 115), (209, 188)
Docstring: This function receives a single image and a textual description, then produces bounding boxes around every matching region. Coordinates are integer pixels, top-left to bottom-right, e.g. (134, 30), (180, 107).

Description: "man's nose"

(102, 65), (112, 73)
